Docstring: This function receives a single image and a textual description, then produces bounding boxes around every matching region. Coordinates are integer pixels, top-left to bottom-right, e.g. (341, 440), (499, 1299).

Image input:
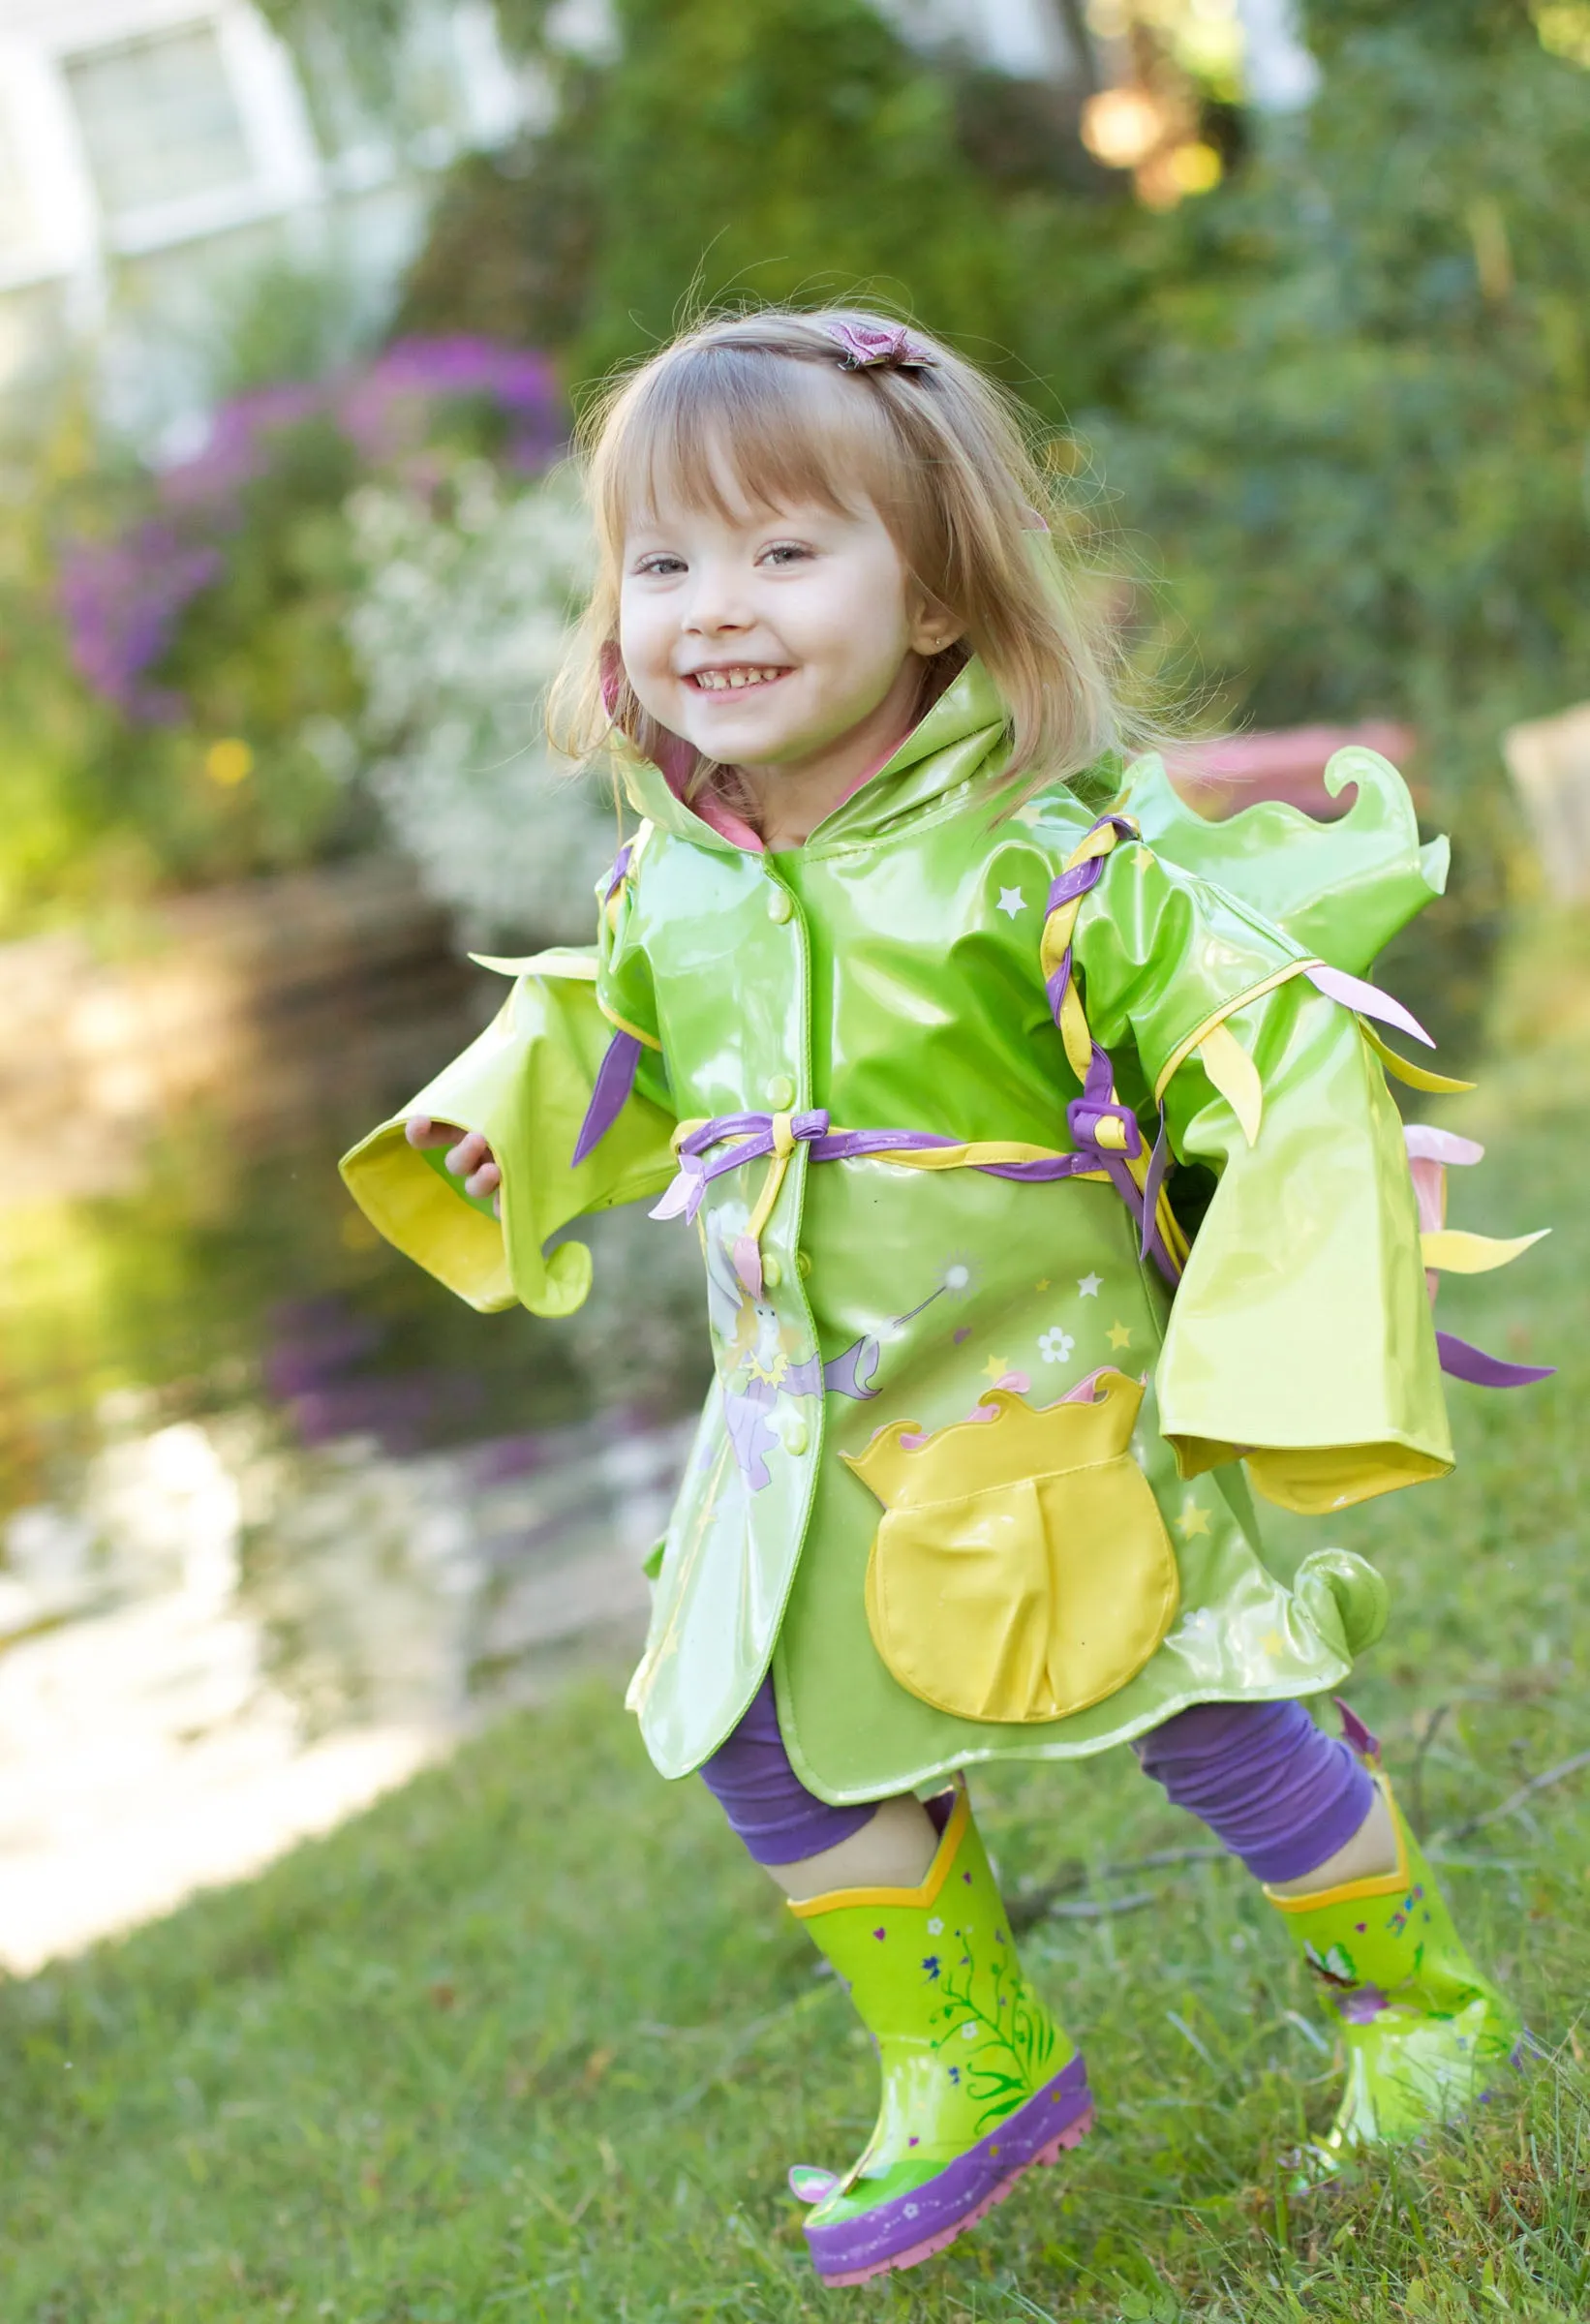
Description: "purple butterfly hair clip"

(824, 321), (939, 374)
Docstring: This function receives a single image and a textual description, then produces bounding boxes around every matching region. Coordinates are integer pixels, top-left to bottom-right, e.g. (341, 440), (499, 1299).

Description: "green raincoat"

(342, 662), (1459, 1802)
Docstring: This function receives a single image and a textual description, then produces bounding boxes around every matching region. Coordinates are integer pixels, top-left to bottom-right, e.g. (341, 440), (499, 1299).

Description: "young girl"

(342, 310), (1540, 2288)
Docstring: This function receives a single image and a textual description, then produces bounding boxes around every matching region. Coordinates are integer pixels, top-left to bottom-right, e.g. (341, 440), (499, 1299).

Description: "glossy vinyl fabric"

(1268, 1772), (1521, 2159)
(849, 1371), (1181, 1725)
(1125, 746), (1450, 979)
(788, 1782), (1088, 2278)
(342, 659), (1454, 1798)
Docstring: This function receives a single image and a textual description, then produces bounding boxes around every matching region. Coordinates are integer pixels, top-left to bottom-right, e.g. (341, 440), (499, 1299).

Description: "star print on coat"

(1078, 1272), (1102, 1298)
(1107, 1321), (1132, 1350)
(995, 887), (1025, 919)
(1177, 1499), (1211, 1540)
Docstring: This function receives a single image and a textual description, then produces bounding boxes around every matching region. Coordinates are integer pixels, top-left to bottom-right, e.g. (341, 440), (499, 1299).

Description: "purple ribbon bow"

(651, 1110), (834, 1225)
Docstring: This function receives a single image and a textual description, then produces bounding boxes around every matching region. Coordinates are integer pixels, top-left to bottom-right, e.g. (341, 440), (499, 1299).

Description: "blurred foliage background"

(4, 0), (1587, 1044)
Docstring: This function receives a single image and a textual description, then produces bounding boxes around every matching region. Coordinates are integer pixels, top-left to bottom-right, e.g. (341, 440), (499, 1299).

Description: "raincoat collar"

(611, 657), (1013, 856)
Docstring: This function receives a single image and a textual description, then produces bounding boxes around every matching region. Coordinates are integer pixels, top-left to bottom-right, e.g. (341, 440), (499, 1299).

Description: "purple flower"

(56, 336), (566, 722)
(338, 337), (561, 470)
(56, 527), (223, 720)
(161, 381), (326, 509)
(921, 1955), (941, 1980)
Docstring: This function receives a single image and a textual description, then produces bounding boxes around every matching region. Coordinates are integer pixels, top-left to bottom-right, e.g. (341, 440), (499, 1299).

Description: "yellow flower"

(204, 738), (254, 786)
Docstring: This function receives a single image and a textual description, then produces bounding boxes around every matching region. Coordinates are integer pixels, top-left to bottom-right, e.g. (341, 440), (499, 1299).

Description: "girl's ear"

(906, 593), (966, 658)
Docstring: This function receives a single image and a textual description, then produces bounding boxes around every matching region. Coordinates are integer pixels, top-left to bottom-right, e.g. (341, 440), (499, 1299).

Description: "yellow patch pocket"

(842, 1372), (1179, 1725)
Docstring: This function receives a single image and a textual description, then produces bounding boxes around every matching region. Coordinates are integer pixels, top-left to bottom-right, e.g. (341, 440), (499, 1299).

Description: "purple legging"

(699, 1678), (1372, 1884)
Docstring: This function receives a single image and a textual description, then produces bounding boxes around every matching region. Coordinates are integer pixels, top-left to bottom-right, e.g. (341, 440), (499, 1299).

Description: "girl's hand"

(406, 1116), (503, 1213)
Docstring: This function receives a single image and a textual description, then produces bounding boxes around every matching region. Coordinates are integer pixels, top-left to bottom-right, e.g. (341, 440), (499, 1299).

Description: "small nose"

(681, 557), (751, 635)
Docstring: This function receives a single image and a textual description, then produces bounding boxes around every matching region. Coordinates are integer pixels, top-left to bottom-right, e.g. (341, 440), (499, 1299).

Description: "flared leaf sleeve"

(1074, 843), (1453, 1514)
(338, 946), (676, 1320)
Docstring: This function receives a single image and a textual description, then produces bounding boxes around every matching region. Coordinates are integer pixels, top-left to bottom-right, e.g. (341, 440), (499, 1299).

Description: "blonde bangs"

(592, 341), (913, 545)
(547, 306), (1163, 810)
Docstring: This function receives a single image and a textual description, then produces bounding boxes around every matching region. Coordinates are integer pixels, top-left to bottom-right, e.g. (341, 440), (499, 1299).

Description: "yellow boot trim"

(1263, 1773), (1409, 1915)
(787, 1782), (970, 1920)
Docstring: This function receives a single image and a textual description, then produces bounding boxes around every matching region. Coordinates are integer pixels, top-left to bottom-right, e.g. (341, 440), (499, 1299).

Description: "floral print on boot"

(786, 1780), (1091, 2285)
(1268, 1721), (1521, 2171)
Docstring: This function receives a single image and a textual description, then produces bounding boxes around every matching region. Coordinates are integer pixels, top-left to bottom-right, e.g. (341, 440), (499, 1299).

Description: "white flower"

(927, 1917), (943, 1935)
(338, 461), (610, 943)
(1038, 1327), (1074, 1364)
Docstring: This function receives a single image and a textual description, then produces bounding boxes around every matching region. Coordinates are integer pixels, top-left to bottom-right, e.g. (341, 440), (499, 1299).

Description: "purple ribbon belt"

(571, 813), (1548, 1391)
(647, 1102), (1177, 1268)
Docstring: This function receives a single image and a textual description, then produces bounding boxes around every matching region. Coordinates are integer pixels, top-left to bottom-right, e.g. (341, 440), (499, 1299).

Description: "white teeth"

(692, 667), (783, 690)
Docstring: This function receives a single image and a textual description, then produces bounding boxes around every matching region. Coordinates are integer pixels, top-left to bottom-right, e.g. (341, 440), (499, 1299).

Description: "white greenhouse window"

(63, 21), (255, 223)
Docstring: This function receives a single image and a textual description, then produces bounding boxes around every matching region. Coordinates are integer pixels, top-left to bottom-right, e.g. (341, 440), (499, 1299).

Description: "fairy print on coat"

(704, 1237), (880, 1491)
(342, 657), (1545, 1802)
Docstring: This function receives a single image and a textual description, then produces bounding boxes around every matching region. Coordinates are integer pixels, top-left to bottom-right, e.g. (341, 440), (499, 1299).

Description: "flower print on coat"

(1038, 1327), (1075, 1364)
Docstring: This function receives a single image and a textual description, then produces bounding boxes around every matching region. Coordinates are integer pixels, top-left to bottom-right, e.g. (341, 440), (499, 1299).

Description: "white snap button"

(767, 887), (794, 923)
(761, 1255), (782, 1288)
(767, 1074), (796, 1109)
(784, 1419), (810, 1455)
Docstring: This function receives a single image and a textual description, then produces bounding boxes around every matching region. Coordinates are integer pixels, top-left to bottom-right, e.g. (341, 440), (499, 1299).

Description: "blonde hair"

(549, 306), (1147, 805)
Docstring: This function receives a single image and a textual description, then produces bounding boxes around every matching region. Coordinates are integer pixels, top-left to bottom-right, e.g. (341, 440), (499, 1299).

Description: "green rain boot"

(1268, 1707), (1523, 2170)
(786, 1779), (1092, 2286)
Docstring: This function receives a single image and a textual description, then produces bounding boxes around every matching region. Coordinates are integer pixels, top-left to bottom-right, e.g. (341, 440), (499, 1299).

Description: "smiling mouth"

(686, 666), (791, 692)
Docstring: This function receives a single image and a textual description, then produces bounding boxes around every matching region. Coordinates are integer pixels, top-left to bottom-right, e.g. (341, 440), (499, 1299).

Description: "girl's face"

(619, 483), (958, 801)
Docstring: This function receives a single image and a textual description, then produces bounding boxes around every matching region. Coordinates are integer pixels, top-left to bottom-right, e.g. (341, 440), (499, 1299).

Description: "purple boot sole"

(806, 2052), (1094, 2286)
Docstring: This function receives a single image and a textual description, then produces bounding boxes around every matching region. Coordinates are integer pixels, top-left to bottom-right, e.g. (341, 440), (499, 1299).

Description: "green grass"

(4, 999), (1590, 2321)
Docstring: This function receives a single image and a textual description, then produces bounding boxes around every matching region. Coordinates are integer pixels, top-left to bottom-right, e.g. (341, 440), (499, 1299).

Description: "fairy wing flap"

(1155, 975), (1452, 1513)
(1123, 747), (1447, 977)
(1073, 843), (1452, 1514)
